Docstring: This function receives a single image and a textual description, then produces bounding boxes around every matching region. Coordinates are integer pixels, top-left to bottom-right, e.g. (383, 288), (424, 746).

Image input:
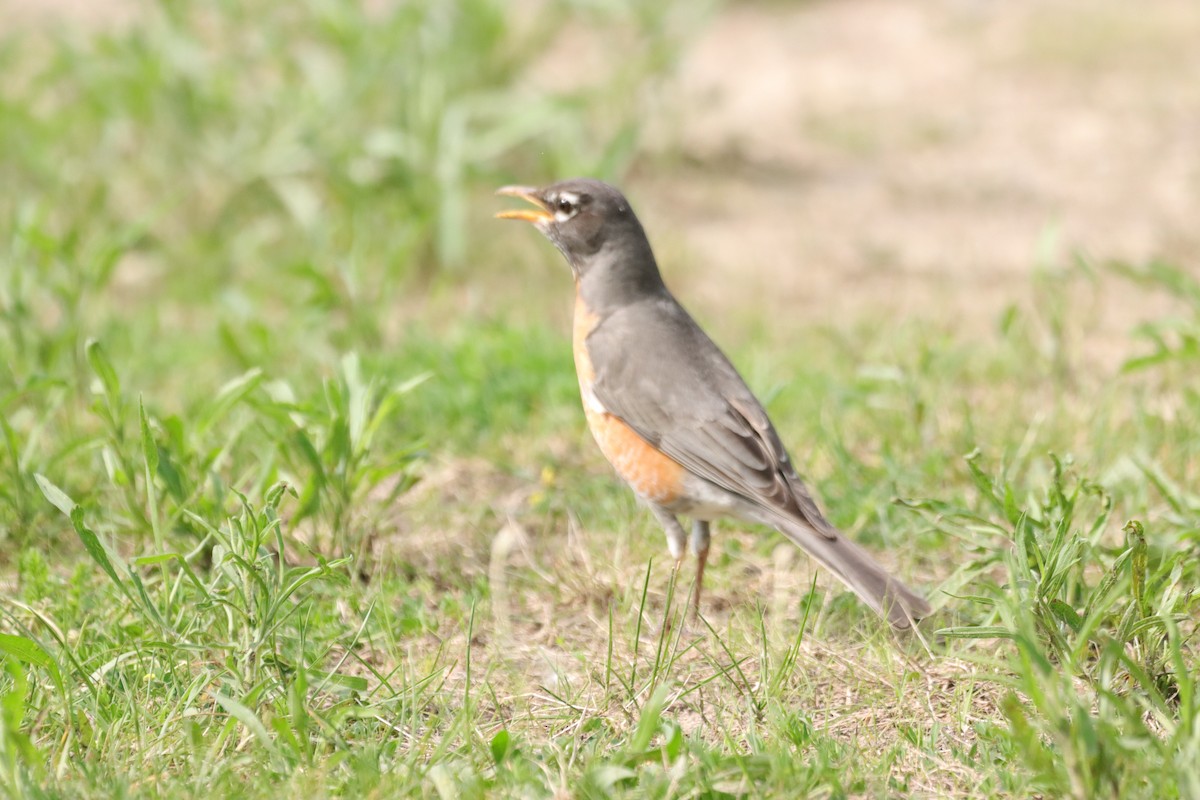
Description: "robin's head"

(496, 178), (654, 278)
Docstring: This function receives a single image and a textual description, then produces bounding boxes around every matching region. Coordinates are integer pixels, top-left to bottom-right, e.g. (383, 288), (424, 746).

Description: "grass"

(2, 2), (1199, 798)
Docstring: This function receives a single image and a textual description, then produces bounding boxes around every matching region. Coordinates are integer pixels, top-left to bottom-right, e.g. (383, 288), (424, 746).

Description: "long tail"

(768, 513), (931, 630)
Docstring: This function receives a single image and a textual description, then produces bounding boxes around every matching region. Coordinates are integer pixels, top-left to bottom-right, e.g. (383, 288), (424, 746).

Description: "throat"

(575, 243), (668, 313)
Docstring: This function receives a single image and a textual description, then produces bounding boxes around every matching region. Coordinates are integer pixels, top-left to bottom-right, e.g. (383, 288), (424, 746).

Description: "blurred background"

(6, 0), (1198, 366)
(2, 1), (1198, 796)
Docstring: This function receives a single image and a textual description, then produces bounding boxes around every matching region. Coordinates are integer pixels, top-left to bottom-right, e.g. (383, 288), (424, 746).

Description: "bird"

(496, 178), (930, 629)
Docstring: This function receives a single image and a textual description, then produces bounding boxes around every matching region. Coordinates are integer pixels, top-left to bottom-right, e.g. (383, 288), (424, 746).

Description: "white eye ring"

(553, 192), (580, 222)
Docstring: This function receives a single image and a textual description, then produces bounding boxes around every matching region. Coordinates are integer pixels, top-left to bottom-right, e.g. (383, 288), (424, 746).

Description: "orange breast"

(573, 290), (685, 505)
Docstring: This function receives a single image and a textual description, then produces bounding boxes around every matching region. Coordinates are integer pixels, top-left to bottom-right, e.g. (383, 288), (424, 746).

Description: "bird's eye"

(552, 193), (580, 222)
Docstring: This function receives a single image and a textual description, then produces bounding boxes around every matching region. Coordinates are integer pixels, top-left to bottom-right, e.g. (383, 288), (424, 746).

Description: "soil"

(627, 0), (1199, 361)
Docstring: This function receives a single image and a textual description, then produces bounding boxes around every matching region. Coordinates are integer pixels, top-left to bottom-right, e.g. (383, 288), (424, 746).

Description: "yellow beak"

(495, 185), (553, 223)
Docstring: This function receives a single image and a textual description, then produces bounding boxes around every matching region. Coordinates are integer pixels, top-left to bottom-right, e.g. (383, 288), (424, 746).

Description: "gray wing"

(587, 297), (837, 539)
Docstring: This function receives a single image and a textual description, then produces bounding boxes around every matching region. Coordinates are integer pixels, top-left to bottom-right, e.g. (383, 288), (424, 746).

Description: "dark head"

(496, 178), (666, 303)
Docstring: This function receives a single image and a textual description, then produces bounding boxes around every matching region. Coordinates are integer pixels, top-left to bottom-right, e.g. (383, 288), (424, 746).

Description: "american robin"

(496, 178), (930, 629)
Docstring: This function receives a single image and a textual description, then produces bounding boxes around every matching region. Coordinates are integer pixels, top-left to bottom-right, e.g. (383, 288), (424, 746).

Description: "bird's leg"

(649, 504), (688, 622)
(650, 503), (688, 568)
(690, 520), (711, 621)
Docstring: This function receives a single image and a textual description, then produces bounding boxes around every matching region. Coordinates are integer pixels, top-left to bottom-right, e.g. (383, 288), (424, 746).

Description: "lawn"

(1, 2), (1197, 798)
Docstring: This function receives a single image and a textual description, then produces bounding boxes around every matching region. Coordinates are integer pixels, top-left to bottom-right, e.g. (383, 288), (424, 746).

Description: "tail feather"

(770, 514), (931, 629)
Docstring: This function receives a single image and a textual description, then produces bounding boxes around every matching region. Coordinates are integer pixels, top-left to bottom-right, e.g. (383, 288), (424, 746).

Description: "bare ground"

(627, 0), (1200, 364)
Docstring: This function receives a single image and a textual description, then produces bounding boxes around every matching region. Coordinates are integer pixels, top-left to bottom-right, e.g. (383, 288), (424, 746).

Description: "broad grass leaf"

(85, 338), (121, 402)
(34, 473), (75, 517)
(0, 633), (54, 672)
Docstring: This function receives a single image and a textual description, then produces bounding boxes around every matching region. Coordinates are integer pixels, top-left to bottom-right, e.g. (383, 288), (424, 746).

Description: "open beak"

(495, 185), (553, 223)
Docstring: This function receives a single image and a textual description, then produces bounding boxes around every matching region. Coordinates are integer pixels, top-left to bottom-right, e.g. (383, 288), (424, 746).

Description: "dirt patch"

(629, 0), (1199, 362)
